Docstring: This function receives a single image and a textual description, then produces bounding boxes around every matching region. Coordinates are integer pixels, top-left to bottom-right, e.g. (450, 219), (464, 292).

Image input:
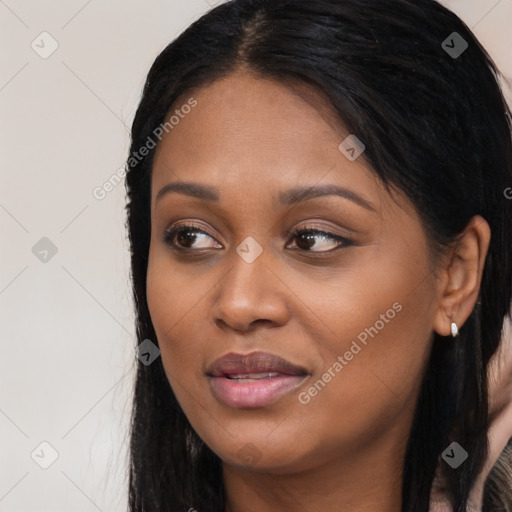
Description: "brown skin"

(146, 69), (490, 512)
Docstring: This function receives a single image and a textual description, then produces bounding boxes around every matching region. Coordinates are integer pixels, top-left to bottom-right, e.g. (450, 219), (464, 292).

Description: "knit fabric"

(429, 499), (481, 512)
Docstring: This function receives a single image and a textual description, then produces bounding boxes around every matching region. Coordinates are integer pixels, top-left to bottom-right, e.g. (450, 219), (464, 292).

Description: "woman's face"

(147, 70), (443, 473)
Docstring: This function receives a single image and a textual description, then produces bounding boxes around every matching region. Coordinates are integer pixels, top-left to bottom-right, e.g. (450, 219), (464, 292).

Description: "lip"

(206, 351), (309, 409)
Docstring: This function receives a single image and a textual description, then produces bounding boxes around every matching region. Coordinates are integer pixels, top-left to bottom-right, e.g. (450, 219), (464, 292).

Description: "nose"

(211, 248), (290, 332)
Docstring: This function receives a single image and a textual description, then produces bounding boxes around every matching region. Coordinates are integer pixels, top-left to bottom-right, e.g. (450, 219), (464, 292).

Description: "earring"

(450, 321), (459, 337)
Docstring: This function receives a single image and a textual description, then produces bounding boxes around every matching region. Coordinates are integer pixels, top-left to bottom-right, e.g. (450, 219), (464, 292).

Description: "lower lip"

(208, 374), (308, 408)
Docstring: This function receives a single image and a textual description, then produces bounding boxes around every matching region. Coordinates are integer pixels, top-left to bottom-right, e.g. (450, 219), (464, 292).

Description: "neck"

(223, 433), (405, 512)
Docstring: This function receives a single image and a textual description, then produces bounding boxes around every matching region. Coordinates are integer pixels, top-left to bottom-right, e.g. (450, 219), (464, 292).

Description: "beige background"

(1, 1), (511, 511)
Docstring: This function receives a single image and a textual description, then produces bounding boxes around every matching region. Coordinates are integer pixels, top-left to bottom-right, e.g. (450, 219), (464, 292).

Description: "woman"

(124, 1), (512, 511)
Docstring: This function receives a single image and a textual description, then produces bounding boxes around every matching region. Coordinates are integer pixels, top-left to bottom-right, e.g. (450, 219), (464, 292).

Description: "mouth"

(206, 351), (309, 408)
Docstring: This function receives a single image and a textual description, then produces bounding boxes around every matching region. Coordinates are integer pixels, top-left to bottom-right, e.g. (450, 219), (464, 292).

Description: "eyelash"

(162, 222), (353, 254)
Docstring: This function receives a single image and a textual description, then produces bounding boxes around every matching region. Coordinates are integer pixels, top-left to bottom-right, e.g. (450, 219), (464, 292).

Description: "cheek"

(146, 251), (182, 356)
(291, 252), (436, 453)
(146, 248), (216, 414)
(146, 242), (212, 343)
(317, 275), (434, 391)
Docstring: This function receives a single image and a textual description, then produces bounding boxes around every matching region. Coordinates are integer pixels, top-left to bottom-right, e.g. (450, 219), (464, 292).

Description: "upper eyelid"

(165, 223), (342, 239)
(287, 225), (343, 238)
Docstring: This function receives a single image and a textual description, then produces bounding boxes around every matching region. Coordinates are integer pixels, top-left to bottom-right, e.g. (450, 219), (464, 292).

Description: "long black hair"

(124, 1), (512, 510)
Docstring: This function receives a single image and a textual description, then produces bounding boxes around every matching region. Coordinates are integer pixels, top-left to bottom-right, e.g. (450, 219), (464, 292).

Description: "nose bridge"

(212, 238), (288, 330)
(221, 238), (269, 308)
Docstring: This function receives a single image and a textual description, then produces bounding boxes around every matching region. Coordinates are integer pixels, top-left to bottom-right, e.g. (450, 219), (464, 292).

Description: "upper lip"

(206, 351), (309, 377)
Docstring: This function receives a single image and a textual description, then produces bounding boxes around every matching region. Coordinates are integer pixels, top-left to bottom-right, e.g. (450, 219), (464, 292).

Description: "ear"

(433, 215), (491, 337)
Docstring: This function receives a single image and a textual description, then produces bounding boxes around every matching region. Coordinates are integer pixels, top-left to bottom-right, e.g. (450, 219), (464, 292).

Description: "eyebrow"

(155, 181), (377, 212)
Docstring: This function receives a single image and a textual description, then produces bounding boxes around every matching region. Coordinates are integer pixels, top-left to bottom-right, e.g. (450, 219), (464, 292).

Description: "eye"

(286, 227), (352, 253)
(163, 223), (222, 250)
(163, 223), (353, 253)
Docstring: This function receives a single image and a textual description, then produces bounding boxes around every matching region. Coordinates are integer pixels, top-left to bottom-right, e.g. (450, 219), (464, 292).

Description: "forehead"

(151, 70), (380, 200)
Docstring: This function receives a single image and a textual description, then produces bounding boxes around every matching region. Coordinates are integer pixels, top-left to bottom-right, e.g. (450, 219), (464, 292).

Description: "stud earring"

(450, 321), (459, 337)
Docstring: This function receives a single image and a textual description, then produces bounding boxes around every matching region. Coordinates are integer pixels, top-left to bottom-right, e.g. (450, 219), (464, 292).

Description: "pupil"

(178, 230), (196, 247)
(297, 232), (315, 250)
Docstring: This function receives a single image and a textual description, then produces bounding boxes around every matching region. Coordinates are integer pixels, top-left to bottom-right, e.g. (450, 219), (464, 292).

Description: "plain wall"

(1, 0), (511, 510)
